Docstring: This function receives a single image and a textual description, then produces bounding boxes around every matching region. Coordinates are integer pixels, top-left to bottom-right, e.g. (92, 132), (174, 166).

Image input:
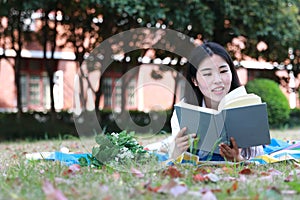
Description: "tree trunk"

(42, 10), (56, 121)
(15, 8), (23, 118)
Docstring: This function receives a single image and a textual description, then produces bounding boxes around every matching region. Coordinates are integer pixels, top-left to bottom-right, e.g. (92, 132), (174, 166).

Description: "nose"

(213, 72), (222, 84)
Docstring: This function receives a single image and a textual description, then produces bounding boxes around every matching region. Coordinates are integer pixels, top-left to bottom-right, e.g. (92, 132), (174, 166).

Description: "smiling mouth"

(212, 87), (224, 92)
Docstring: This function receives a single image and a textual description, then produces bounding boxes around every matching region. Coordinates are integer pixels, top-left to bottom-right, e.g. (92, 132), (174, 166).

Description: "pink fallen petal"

(63, 164), (81, 176)
(131, 167), (144, 178)
(99, 184), (109, 193)
(238, 175), (247, 182)
(69, 164), (81, 173)
(281, 190), (297, 195)
(204, 173), (220, 182)
(42, 180), (68, 200)
(202, 190), (217, 200)
(268, 168), (283, 176)
(170, 185), (188, 197)
(258, 175), (273, 182)
(158, 179), (178, 194)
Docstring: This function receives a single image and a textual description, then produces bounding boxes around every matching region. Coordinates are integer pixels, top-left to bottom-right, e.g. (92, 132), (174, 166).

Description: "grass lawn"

(0, 129), (300, 199)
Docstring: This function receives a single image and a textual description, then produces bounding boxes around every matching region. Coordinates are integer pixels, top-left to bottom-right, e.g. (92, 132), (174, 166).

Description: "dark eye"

(203, 73), (212, 76)
(220, 70), (229, 73)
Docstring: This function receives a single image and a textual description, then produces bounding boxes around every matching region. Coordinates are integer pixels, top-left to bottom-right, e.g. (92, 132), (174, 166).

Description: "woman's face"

(193, 54), (232, 108)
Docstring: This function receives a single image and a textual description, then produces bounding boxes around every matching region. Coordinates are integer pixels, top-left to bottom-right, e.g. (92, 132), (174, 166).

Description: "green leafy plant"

(86, 131), (148, 167)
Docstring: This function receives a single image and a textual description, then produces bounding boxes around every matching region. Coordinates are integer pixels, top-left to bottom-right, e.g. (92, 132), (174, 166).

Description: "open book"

(174, 86), (270, 154)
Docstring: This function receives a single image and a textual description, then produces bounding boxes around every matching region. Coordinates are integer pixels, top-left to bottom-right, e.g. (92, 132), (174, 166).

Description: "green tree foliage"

(0, 0), (299, 114)
(1, 0), (299, 63)
(223, 0), (300, 61)
(245, 78), (290, 128)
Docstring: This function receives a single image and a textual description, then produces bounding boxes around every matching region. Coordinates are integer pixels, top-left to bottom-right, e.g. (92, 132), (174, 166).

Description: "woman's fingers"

(170, 127), (198, 159)
(219, 143), (231, 153)
(230, 137), (238, 150)
(219, 137), (241, 162)
(176, 127), (187, 138)
(176, 128), (197, 151)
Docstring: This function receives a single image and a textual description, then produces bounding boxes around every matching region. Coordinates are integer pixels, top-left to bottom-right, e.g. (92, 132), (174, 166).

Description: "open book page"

(217, 86), (247, 111)
(223, 94), (262, 109)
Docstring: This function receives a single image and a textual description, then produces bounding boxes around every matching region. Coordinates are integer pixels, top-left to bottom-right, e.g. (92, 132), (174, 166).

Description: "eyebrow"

(200, 64), (228, 72)
(200, 68), (211, 72)
(219, 65), (228, 69)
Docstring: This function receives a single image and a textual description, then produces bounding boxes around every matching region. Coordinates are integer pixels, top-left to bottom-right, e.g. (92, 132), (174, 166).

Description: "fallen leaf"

(239, 168), (252, 175)
(238, 175), (250, 183)
(54, 177), (73, 185)
(268, 168), (283, 176)
(186, 190), (201, 197)
(42, 180), (68, 200)
(170, 185), (188, 197)
(99, 184), (109, 192)
(284, 175), (294, 182)
(62, 164), (81, 176)
(162, 166), (183, 178)
(202, 190), (217, 200)
(195, 167), (210, 174)
(222, 166), (234, 174)
(204, 173), (219, 183)
(211, 188), (222, 193)
(226, 182), (238, 195)
(112, 172), (120, 180)
(102, 196), (112, 200)
(281, 190), (297, 195)
(232, 181), (238, 191)
(143, 179), (166, 194)
(131, 167), (144, 178)
(157, 179), (178, 194)
(193, 174), (208, 182)
(258, 175), (273, 182)
(221, 176), (236, 181)
(147, 185), (161, 193)
(260, 171), (270, 176)
(293, 163), (300, 168)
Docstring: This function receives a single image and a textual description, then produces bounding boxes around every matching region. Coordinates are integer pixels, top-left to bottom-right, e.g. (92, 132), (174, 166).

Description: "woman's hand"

(169, 127), (197, 159)
(219, 137), (244, 162)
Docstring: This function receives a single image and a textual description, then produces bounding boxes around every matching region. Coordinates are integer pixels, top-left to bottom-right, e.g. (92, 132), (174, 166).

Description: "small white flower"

(122, 147), (128, 152)
(111, 132), (119, 138)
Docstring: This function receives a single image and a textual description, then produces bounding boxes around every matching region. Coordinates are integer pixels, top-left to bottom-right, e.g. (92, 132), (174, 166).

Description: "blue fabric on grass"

(263, 138), (290, 154)
(200, 153), (225, 161)
(53, 152), (90, 166)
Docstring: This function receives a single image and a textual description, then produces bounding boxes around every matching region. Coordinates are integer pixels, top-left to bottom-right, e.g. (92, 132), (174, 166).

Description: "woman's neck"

(203, 97), (219, 110)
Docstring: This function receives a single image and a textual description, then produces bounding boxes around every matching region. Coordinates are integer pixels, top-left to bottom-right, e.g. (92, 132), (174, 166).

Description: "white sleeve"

(144, 110), (179, 152)
(158, 109), (179, 150)
(251, 145), (264, 157)
(144, 108), (183, 154)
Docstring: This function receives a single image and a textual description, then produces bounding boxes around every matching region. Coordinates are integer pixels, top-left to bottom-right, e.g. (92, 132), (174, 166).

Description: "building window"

(102, 75), (136, 110)
(127, 78), (136, 106)
(21, 73), (50, 110)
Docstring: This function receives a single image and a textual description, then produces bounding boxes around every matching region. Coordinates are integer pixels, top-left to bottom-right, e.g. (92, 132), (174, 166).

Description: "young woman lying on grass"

(146, 42), (264, 162)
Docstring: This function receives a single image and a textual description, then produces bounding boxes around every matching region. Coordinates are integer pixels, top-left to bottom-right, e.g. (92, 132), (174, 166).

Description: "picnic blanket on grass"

(26, 151), (90, 166)
(250, 138), (300, 164)
(25, 138), (300, 166)
(157, 138), (300, 165)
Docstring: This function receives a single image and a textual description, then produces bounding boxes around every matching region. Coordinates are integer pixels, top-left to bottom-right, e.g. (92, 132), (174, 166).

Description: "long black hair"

(184, 42), (241, 106)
